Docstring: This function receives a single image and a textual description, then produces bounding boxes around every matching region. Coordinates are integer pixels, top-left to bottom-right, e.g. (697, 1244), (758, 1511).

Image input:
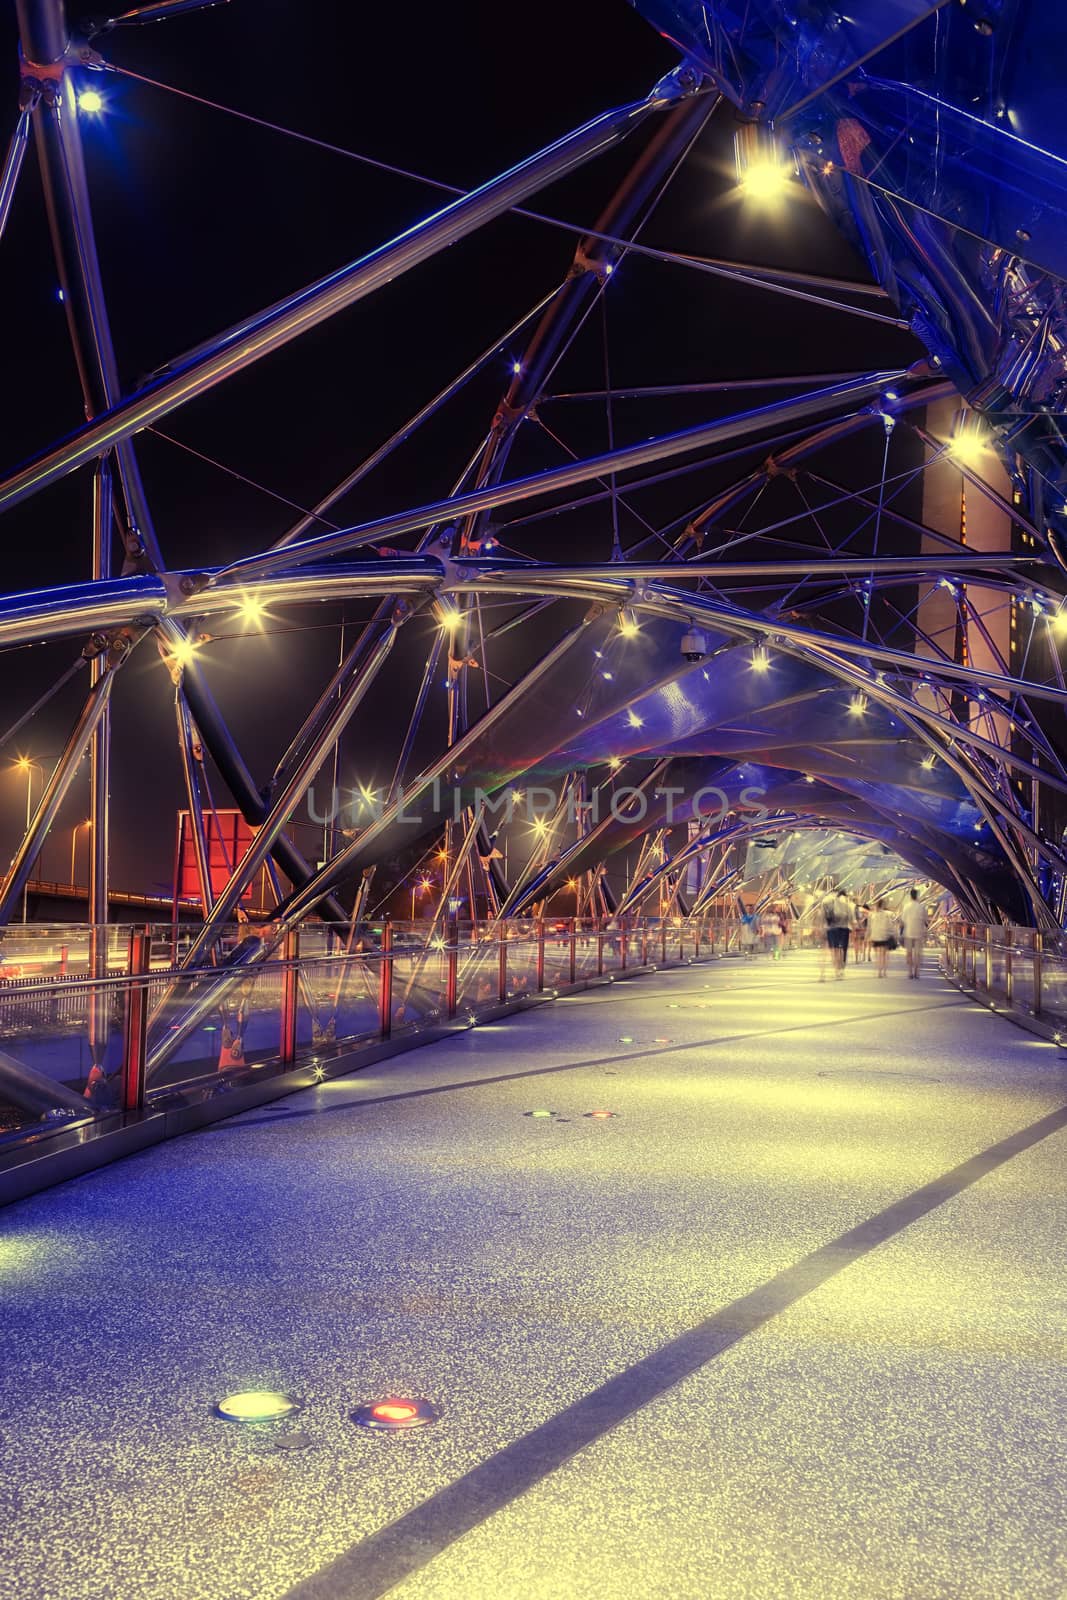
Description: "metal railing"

(940, 922), (1067, 1027)
(0, 913), (743, 1152)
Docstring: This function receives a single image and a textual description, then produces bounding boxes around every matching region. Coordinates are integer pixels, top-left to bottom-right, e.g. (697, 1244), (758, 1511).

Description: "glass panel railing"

(0, 913), (726, 1166)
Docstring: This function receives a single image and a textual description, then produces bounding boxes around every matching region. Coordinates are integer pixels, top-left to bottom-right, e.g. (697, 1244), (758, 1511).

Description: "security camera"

(681, 627), (707, 663)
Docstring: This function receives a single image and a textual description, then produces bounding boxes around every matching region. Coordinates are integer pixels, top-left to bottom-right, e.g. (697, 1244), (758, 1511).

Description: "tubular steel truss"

(4, 0), (1067, 1107)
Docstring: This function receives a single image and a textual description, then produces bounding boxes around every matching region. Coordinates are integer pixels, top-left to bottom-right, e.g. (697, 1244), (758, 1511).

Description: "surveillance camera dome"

(681, 627), (707, 662)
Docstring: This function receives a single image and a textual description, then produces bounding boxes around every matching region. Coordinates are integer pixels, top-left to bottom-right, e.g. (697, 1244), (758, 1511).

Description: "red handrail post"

(446, 916), (459, 1018)
(498, 926), (508, 1001)
(379, 920), (393, 1038)
(121, 925), (150, 1113)
(280, 928), (299, 1065)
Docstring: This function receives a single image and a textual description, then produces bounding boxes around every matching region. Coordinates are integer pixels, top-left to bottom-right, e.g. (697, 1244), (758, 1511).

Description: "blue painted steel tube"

(0, 61), (703, 512)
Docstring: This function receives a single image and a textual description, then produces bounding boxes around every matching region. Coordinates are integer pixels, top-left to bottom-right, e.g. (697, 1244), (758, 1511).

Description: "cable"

(0, 657), (86, 755)
(106, 63), (909, 329)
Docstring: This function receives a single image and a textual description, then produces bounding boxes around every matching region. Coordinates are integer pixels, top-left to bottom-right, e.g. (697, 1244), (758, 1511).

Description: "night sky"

(0, 0), (921, 896)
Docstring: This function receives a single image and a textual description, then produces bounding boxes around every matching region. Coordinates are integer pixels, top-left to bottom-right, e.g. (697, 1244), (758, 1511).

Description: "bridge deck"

(1, 953), (1064, 1600)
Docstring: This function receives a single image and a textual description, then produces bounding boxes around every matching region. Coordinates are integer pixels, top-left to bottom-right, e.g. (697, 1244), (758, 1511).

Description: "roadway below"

(1, 950), (1064, 1599)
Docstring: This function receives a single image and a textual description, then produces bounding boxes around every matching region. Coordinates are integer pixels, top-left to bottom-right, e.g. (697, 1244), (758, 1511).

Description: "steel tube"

(160, 618), (355, 928)
(275, 290), (559, 548)
(461, 93), (716, 547)
(106, 0), (229, 22)
(217, 371), (918, 583)
(89, 461), (112, 930)
(173, 687), (215, 916)
(0, 670), (117, 926)
(0, 1048), (88, 1115)
(179, 622), (398, 966)
(88, 461), (112, 1054)
(0, 63), (701, 513)
(0, 106), (32, 243)
(16, 7), (164, 568)
(277, 615), (596, 925)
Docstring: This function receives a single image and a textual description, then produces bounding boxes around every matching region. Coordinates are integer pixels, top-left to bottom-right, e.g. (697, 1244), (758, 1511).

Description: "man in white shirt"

(900, 889), (927, 978)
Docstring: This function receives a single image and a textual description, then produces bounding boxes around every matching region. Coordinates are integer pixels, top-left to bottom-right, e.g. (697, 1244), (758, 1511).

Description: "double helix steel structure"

(3, 0), (1067, 1122)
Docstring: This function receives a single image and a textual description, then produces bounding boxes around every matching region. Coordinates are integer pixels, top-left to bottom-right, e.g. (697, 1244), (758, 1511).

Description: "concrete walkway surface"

(0, 951), (1064, 1600)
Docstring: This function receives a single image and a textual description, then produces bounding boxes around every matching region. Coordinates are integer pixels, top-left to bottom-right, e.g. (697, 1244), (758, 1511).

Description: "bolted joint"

(81, 630), (109, 660)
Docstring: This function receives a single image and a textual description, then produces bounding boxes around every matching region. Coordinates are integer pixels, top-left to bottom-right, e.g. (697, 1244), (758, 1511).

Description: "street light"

(13, 757), (40, 925)
(70, 819), (91, 888)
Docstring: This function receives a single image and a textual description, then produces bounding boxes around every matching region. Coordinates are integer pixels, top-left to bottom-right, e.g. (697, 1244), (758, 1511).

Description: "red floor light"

(373, 1402), (418, 1422)
(584, 1109), (618, 1119)
(351, 1395), (440, 1431)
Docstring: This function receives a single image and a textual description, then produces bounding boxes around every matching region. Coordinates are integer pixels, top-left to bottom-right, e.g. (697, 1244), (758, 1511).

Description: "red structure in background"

(172, 809), (259, 921)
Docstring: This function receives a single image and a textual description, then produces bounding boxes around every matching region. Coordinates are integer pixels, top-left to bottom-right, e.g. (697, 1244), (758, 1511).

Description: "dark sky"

(0, 0), (921, 894)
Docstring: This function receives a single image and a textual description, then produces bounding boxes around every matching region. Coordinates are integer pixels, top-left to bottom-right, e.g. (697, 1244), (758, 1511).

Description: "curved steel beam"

(215, 370), (917, 583)
(0, 60), (704, 514)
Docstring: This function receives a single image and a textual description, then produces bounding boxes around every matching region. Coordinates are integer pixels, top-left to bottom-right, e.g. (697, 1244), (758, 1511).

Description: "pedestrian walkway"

(1, 952), (1065, 1600)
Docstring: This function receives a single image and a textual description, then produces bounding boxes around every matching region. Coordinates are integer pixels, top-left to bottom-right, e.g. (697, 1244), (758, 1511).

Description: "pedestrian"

(900, 888), (927, 978)
(820, 883), (854, 979)
(867, 898), (895, 978)
(853, 902), (869, 963)
(739, 910), (758, 958)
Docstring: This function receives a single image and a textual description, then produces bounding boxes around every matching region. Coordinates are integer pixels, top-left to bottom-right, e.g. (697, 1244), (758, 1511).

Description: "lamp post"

(70, 819), (91, 890)
(14, 757), (40, 924)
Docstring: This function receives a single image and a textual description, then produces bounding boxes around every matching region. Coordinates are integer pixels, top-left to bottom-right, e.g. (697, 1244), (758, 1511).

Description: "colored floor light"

(524, 1108), (556, 1118)
(584, 1109), (617, 1119)
(618, 1035), (635, 1043)
(351, 1395), (440, 1431)
(215, 1390), (298, 1422)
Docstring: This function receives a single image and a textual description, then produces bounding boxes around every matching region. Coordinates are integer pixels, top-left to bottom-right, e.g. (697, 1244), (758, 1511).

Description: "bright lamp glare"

(750, 646), (770, 672)
(168, 638), (199, 668)
(848, 693), (868, 717)
(948, 430), (988, 469)
(77, 90), (104, 114)
(439, 609), (462, 631)
(739, 160), (791, 201)
(236, 593), (266, 627)
(1050, 608), (1067, 637)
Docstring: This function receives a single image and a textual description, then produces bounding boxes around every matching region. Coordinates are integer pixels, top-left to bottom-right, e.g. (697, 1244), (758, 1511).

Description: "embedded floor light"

(351, 1396), (440, 1431)
(583, 1109), (618, 1119)
(215, 1390), (298, 1422)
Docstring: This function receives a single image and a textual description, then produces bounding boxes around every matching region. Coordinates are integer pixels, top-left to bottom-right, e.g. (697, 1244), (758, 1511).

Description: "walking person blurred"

(867, 898), (895, 978)
(853, 901), (869, 963)
(820, 883), (854, 979)
(739, 910), (758, 959)
(760, 908), (782, 959)
(900, 888), (927, 979)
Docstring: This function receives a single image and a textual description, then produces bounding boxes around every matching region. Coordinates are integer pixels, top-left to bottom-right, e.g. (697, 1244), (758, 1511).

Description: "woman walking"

(867, 898), (895, 978)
